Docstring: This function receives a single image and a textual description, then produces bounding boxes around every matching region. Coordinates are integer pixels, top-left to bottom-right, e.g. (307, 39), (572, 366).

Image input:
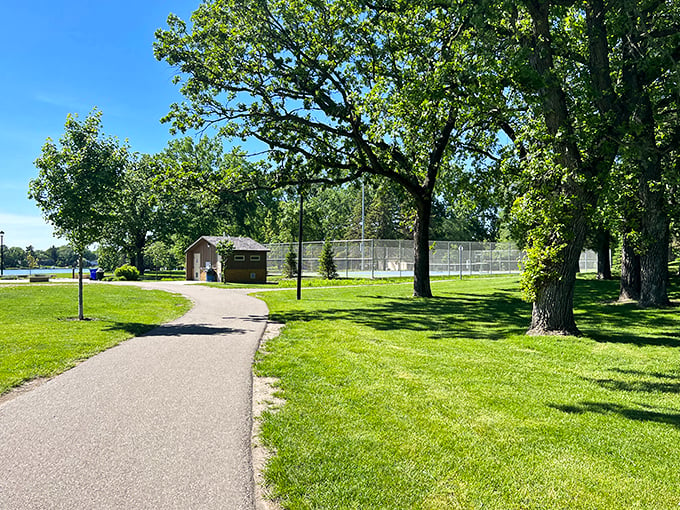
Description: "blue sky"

(0, 1), (202, 250)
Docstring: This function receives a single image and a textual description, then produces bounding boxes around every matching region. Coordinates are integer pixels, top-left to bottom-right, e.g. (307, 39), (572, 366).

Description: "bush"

(102, 275), (126, 282)
(318, 240), (339, 279)
(283, 250), (298, 278)
(114, 264), (140, 281)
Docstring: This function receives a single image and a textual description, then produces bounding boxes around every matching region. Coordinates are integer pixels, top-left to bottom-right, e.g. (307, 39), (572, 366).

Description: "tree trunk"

(636, 97), (670, 307)
(78, 253), (84, 320)
(596, 229), (612, 280)
(527, 218), (585, 336)
(135, 250), (145, 276)
(639, 216), (670, 307)
(619, 232), (641, 301)
(412, 197), (432, 298)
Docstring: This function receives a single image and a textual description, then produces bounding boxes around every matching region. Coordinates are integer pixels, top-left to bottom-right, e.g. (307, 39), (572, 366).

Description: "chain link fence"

(266, 239), (599, 278)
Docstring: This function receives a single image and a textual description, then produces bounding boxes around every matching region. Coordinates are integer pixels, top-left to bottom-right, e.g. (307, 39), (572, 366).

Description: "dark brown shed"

(184, 236), (268, 283)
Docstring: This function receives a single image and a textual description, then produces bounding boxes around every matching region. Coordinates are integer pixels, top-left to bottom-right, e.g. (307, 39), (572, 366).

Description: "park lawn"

(254, 275), (680, 509)
(0, 283), (190, 394)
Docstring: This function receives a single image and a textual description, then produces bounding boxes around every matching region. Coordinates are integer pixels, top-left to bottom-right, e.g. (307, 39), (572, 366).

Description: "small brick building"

(185, 236), (268, 283)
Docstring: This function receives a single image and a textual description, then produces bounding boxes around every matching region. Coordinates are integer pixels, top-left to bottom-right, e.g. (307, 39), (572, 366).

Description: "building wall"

(217, 251), (267, 283)
(186, 239), (267, 283)
(185, 239), (218, 280)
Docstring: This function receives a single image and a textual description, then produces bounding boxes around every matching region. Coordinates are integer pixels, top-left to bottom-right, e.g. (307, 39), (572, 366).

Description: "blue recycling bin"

(89, 268), (98, 280)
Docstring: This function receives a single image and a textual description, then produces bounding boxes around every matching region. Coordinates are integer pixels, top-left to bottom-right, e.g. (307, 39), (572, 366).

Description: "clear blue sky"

(0, 1), (201, 250)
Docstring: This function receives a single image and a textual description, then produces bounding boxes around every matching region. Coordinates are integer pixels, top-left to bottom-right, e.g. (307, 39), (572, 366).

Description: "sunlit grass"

(0, 284), (190, 394)
(254, 275), (680, 509)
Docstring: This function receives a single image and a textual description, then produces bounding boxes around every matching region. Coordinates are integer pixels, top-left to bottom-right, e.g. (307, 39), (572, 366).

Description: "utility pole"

(297, 188), (303, 300)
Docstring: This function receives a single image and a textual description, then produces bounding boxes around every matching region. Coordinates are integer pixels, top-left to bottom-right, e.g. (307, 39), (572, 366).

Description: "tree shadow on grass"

(574, 279), (680, 347)
(549, 401), (680, 428)
(270, 291), (531, 341)
(269, 277), (680, 345)
(585, 377), (680, 394)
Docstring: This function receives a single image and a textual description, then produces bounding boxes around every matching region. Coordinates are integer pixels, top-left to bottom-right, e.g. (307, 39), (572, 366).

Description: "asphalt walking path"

(0, 281), (269, 509)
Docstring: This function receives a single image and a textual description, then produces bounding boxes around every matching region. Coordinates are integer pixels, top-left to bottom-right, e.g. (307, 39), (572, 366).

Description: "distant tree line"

(0, 244), (96, 269)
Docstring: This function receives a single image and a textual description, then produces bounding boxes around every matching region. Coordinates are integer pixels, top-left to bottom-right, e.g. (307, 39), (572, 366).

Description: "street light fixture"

(0, 231), (4, 276)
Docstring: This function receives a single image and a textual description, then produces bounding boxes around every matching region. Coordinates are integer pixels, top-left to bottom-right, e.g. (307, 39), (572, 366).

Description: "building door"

(193, 253), (200, 280)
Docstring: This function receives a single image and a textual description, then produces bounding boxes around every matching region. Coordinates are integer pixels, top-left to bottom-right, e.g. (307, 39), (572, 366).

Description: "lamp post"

(0, 231), (4, 276)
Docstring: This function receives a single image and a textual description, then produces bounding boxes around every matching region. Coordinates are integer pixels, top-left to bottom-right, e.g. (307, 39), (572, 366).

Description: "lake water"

(1, 268), (82, 276)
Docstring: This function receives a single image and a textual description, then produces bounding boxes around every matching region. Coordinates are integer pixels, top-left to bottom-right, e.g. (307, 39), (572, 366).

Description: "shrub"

(283, 250), (298, 278)
(318, 240), (339, 279)
(114, 264), (140, 281)
(102, 275), (126, 282)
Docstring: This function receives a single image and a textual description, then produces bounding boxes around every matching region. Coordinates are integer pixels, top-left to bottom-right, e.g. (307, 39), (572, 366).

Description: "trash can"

(96, 268), (105, 280)
(206, 269), (217, 282)
(89, 268), (98, 280)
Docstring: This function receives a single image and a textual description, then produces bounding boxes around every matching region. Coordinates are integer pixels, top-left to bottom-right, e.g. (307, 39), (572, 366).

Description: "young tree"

(29, 109), (126, 319)
(318, 241), (339, 280)
(26, 253), (38, 275)
(215, 240), (235, 284)
(283, 250), (297, 279)
(144, 241), (173, 280)
(154, 0), (496, 298)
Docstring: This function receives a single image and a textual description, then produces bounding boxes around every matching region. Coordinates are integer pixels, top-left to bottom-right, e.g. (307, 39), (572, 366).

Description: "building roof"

(185, 236), (269, 253)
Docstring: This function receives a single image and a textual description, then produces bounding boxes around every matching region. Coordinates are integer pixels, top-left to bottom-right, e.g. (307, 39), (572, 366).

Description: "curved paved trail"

(0, 281), (269, 509)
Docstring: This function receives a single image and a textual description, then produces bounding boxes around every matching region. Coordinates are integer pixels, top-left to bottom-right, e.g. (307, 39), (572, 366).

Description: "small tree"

(29, 109), (126, 319)
(144, 241), (173, 280)
(318, 240), (338, 280)
(283, 250), (297, 278)
(26, 253), (39, 276)
(97, 243), (124, 272)
(215, 240), (235, 284)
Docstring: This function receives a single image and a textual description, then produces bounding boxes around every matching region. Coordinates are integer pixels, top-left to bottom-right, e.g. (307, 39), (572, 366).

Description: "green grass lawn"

(254, 275), (680, 509)
(200, 274), (492, 289)
(0, 283), (190, 394)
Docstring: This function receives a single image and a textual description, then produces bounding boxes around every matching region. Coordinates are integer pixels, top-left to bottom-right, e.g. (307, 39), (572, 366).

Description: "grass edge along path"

(254, 275), (680, 509)
(0, 284), (191, 395)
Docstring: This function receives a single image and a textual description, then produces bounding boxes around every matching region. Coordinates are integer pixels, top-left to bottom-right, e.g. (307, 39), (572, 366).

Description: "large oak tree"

(154, 0), (495, 297)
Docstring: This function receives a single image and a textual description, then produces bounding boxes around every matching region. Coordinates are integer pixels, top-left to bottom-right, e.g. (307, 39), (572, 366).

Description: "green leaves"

(29, 109), (127, 253)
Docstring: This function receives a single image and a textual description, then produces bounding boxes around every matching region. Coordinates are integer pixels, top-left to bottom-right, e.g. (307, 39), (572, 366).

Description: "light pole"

(0, 231), (4, 276)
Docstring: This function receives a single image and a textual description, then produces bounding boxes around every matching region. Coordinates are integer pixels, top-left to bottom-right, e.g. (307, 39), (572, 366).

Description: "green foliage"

(97, 243), (124, 272)
(104, 153), (160, 272)
(318, 241), (338, 280)
(114, 264), (140, 281)
(144, 241), (173, 271)
(283, 250), (297, 279)
(215, 240), (235, 284)
(29, 109), (126, 254)
(25, 253), (38, 273)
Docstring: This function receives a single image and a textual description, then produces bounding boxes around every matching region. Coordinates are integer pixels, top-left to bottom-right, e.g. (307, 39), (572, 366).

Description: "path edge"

(252, 320), (285, 510)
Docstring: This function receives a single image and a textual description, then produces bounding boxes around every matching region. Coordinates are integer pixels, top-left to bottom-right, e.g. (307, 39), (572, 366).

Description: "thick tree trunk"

(78, 253), (84, 320)
(412, 198), (432, 298)
(528, 217), (585, 336)
(634, 95), (669, 307)
(596, 229), (612, 280)
(619, 232), (641, 301)
(639, 217), (670, 307)
(135, 250), (145, 275)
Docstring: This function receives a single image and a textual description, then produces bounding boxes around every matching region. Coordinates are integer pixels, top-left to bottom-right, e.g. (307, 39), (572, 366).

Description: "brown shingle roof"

(201, 236), (269, 252)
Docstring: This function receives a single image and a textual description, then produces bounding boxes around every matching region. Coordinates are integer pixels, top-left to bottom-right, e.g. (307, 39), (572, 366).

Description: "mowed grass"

(254, 276), (680, 509)
(0, 283), (190, 394)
